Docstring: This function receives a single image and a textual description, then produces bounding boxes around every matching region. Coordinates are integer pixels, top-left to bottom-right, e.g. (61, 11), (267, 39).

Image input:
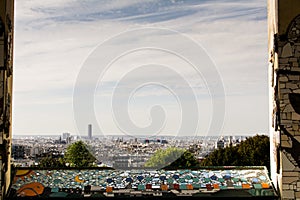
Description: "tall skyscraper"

(88, 124), (92, 139)
(62, 132), (71, 140)
(0, 0), (14, 199)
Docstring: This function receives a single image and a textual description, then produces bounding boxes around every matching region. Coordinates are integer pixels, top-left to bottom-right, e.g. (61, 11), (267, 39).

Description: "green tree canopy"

(145, 147), (199, 169)
(38, 156), (66, 168)
(164, 150), (199, 169)
(64, 141), (96, 167)
(200, 135), (270, 170)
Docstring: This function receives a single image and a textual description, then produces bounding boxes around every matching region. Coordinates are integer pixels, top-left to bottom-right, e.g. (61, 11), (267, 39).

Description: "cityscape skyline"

(13, 0), (268, 136)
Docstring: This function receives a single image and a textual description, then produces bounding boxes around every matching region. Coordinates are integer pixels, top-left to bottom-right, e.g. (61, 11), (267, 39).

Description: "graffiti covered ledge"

(7, 167), (277, 199)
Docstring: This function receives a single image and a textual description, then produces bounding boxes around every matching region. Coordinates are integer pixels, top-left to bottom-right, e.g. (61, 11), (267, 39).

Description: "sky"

(13, 0), (268, 137)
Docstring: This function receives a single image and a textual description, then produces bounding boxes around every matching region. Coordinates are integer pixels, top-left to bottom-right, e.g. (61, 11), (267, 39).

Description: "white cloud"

(13, 0), (268, 136)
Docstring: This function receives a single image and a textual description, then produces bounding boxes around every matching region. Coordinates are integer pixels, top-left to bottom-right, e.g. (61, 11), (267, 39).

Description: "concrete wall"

(268, 0), (278, 191)
(269, 0), (300, 199)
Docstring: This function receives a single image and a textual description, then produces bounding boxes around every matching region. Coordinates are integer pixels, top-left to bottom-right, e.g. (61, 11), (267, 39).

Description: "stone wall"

(0, 0), (13, 199)
(270, 6), (300, 199)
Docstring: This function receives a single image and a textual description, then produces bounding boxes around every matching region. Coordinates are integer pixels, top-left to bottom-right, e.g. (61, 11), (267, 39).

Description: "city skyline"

(13, 0), (268, 136)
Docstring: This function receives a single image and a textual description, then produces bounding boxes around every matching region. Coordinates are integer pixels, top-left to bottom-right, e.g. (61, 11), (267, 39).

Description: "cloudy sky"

(13, 0), (268, 137)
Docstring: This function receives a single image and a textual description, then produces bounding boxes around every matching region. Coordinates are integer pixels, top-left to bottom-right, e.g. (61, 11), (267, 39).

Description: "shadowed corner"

(289, 93), (300, 114)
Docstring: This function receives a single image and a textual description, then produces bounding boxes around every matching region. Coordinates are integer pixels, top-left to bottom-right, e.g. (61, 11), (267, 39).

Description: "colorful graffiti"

(277, 13), (300, 172)
(9, 167), (277, 198)
(271, 12), (300, 199)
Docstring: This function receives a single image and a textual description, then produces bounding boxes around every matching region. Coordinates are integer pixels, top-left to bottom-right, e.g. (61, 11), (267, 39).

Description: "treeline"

(144, 147), (198, 169)
(145, 135), (270, 170)
(200, 135), (270, 170)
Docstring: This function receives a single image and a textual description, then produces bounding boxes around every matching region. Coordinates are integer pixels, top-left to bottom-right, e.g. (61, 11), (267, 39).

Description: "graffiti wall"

(271, 12), (300, 199)
(0, 0), (14, 199)
(9, 168), (276, 198)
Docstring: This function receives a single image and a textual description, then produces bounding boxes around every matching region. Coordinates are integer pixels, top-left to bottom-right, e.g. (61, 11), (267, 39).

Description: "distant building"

(88, 124), (92, 139)
(228, 136), (233, 146)
(62, 132), (71, 144)
(113, 155), (130, 169)
(12, 144), (25, 159)
(215, 138), (225, 149)
(143, 139), (168, 144)
(129, 156), (146, 168)
(31, 146), (42, 158)
(161, 139), (168, 144)
(62, 132), (70, 140)
(24, 146), (31, 158)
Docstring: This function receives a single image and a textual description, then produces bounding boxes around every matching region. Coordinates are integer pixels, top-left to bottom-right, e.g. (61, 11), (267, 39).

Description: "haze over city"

(13, 0), (268, 136)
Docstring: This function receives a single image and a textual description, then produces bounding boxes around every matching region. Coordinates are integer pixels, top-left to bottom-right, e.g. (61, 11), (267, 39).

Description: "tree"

(64, 141), (96, 167)
(237, 134), (270, 167)
(145, 147), (199, 169)
(200, 135), (270, 171)
(164, 150), (199, 169)
(38, 156), (66, 168)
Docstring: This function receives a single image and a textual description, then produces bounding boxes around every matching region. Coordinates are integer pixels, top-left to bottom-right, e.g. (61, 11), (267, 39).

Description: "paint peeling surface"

(8, 167), (277, 199)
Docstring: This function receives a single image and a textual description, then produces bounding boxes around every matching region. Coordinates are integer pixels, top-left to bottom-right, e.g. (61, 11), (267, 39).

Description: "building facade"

(11, 144), (25, 159)
(88, 124), (92, 139)
(269, 0), (300, 199)
(0, 0), (13, 199)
